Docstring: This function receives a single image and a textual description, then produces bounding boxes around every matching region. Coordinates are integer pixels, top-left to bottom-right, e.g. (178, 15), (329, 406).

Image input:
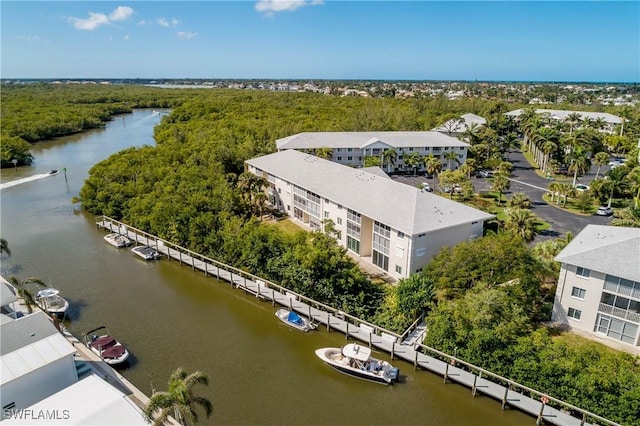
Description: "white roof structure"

(505, 109), (622, 125)
(246, 150), (493, 235)
(1, 279), (17, 307)
(433, 113), (487, 133)
(275, 131), (469, 150)
(0, 312), (75, 386)
(1, 374), (148, 425)
(555, 225), (640, 282)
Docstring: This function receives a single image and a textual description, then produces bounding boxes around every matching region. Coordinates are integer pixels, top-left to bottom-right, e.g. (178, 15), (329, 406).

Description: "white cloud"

(255, 0), (323, 15)
(172, 18), (180, 26)
(157, 17), (169, 27)
(124, 35), (130, 41)
(176, 31), (197, 40)
(109, 6), (133, 21)
(69, 6), (134, 30)
(69, 12), (109, 30)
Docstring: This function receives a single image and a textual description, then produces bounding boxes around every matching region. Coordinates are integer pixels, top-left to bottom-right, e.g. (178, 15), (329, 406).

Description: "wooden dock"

(96, 216), (619, 426)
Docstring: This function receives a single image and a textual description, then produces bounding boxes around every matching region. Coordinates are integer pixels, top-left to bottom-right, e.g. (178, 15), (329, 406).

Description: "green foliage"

(0, 135), (33, 167)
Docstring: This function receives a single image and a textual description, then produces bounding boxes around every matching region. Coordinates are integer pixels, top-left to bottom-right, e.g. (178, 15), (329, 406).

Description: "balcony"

(598, 303), (640, 323)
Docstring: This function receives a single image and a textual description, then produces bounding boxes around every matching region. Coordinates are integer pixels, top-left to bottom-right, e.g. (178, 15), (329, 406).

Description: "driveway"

(390, 151), (613, 241)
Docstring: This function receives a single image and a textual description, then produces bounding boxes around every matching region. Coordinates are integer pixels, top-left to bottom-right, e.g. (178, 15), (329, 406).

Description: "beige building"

(275, 131), (469, 172)
(552, 225), (640, 352)
(246, 150), (493, 280)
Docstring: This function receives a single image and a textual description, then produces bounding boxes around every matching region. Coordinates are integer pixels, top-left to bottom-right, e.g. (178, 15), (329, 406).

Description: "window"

(395, 265), (403, 275)
(347, 156), (353, 161)
(347, 236), (360, 254)
(347, 148), (353, 152)
(324, 211), (329, 218)
(568, 308), (582, 320)
(397, 231), (405, 238)
(373, 250), (389, 271)
(416, 248), (426, 257)
(571, 287), (586, 299)
(395, 245), (404, 258)
(337, 217), (342, 225)
(337, 156), (342, 161)
(576, 267), (590, 278)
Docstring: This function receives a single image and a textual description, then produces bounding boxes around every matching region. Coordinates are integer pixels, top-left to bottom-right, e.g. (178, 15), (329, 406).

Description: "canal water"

(0, 109), (531, 425)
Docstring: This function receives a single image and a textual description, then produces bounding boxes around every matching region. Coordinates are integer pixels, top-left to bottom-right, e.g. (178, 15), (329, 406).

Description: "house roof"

(246, 150), (493, 235)
(1, 279), (17, 306)
(555, 225), (640, 282)
(433, 113), (487, 133)
(1, 374), (148, 425)
(275, 131), (469, 150)
(1, 312), (75, 385)
(505, 109), (622, 124)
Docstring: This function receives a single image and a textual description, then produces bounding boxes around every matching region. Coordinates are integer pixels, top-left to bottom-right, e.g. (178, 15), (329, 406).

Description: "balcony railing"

(598, 303), (640, 323)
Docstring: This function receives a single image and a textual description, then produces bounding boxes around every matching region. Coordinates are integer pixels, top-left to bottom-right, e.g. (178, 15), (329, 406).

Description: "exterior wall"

(1, 356), (77, 415)
(408, 222), (483, 275)
(552, 264), (606, 333)
(553, 264), (640, 350)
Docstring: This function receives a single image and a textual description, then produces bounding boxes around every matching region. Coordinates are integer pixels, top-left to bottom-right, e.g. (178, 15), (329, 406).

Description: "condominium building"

(552, 225), (640, 352)
(245, 149), (493, 280)
(506, 109), (622, 134)
(433, 113), (487, 136)
(275, 131), (469, 172)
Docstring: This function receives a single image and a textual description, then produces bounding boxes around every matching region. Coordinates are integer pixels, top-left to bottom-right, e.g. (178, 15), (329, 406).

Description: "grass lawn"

(542, 193), (598, 216)
(470, 192), (552, 232)
(266, 218), (305, 234)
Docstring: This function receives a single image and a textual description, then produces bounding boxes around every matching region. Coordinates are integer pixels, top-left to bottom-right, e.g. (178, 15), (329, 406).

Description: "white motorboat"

(275, 308), (316, 332)
(315, 343), (399, 385)
(83, 326), (130, 366)
(131, 245), (161, 260)
(104, 233), (132, 248)
(34, 288), (69, 316)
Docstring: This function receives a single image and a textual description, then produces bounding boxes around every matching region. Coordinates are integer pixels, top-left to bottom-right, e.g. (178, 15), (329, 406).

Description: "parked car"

(596, 206), (613, 216)
(474, 170), (492, 178)
(575, 184), (590, 192)
(419, 182), (433, 192)
(556, 165), (569, 175)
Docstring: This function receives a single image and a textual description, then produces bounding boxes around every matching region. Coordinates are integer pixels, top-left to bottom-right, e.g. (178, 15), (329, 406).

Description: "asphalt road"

(391, 150), (614, 241)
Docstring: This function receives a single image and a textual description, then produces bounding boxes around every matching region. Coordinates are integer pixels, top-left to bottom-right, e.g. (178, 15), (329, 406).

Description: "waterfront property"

(95, 215), (619, 426)
(505, 109), (623, 134)
(275, 131), (469, 172)
(552, 225), (640, 354)
(245, 149), (493, 280)
(433, 113), (486, 136)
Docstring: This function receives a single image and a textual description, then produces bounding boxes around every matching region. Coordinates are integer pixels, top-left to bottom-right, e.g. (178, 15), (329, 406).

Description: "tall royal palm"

(567, 146), (592, 188)
(423, 154), (442, 190)
(443, 150), (460, 171)
(381, 149), (397, 173)
(403, 152), (422, 184)
(565, 112), (582, 136)
(593, 151), (610, 180)
(144, 368), (213, 426)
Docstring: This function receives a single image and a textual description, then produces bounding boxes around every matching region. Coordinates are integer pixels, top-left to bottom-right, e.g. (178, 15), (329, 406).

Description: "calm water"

(0, 109), (531, 425)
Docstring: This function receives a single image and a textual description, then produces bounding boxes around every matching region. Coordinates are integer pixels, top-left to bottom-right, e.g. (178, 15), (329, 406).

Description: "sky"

(1, 1), (639, 82)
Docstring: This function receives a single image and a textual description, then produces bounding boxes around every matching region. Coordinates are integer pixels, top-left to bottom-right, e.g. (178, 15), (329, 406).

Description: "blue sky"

(2, 1), (638, 82)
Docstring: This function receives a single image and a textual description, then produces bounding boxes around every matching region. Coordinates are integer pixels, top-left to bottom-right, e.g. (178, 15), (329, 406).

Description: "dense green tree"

(490, 173), (510, 204)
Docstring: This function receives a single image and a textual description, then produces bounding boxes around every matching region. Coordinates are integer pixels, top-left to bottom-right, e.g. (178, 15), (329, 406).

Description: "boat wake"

(0, 173), (56, 191)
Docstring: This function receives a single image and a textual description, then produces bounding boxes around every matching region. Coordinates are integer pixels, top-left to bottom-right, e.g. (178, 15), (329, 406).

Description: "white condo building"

(506, 109), (622, 134)
(552, 225), (640, 353)
(246, 149), (493, 280)
(275, 131), (469, 172)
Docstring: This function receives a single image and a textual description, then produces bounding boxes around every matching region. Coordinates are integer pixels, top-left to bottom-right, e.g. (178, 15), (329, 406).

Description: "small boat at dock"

(315, 343), (399, 385)
(104, 233), (132, 248)
(34, 288), (69, 317)
(275, 308), (316, 332)
(83, 326), (130, 366)
(131, 245), (162, 260)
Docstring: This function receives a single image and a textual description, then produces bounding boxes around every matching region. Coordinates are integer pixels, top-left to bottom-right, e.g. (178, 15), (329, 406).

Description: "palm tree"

(507, 192), (532, 209)
(567, 146), (592, 188)
(314, 147), (333, 160)
(502, 132), (520, 160)
(403, 152), (422, 184)
(0, 238), (10, 257)
(381, 149), (397, 173)
(423, 154), (442, 190)
(443, 150), (460, 170)
(593, 151), (609, 180)
(557, 183), (575, 207)
(462, 122), (481, 145)
(144, 367), (213, 426)
(459, 158), (476, 179)
(8, 276), (46, 314)
(503, 208), (538, 242)
(565, 112), (582, 136)
(491, 173), (510, 204)
(548, 182), (561, 204)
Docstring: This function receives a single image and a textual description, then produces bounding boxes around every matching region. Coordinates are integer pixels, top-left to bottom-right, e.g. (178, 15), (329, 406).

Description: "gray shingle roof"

(505, 109), (622, 124)
(555, 225), (640, 282)
(246, 150), (493, 235)
(1, 311), (58, 355)
(275, 131), (469, 150)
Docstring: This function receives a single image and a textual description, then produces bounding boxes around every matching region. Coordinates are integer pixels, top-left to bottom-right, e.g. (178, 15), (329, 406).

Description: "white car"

(596, 206), (613, 216)
(575, 184), (589, 192)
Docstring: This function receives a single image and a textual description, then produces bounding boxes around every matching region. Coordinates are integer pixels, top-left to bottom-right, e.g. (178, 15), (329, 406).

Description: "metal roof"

(555, 225), (640, 282)
(433, 113), (487, 133)
(1, 374), (148, 425)
(275, 131), (469, 150)
(1, 279), (17, 306)
(246, 150), (493, 235)
(505, 109), (622, 124)
(1, 312), (75, 386)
